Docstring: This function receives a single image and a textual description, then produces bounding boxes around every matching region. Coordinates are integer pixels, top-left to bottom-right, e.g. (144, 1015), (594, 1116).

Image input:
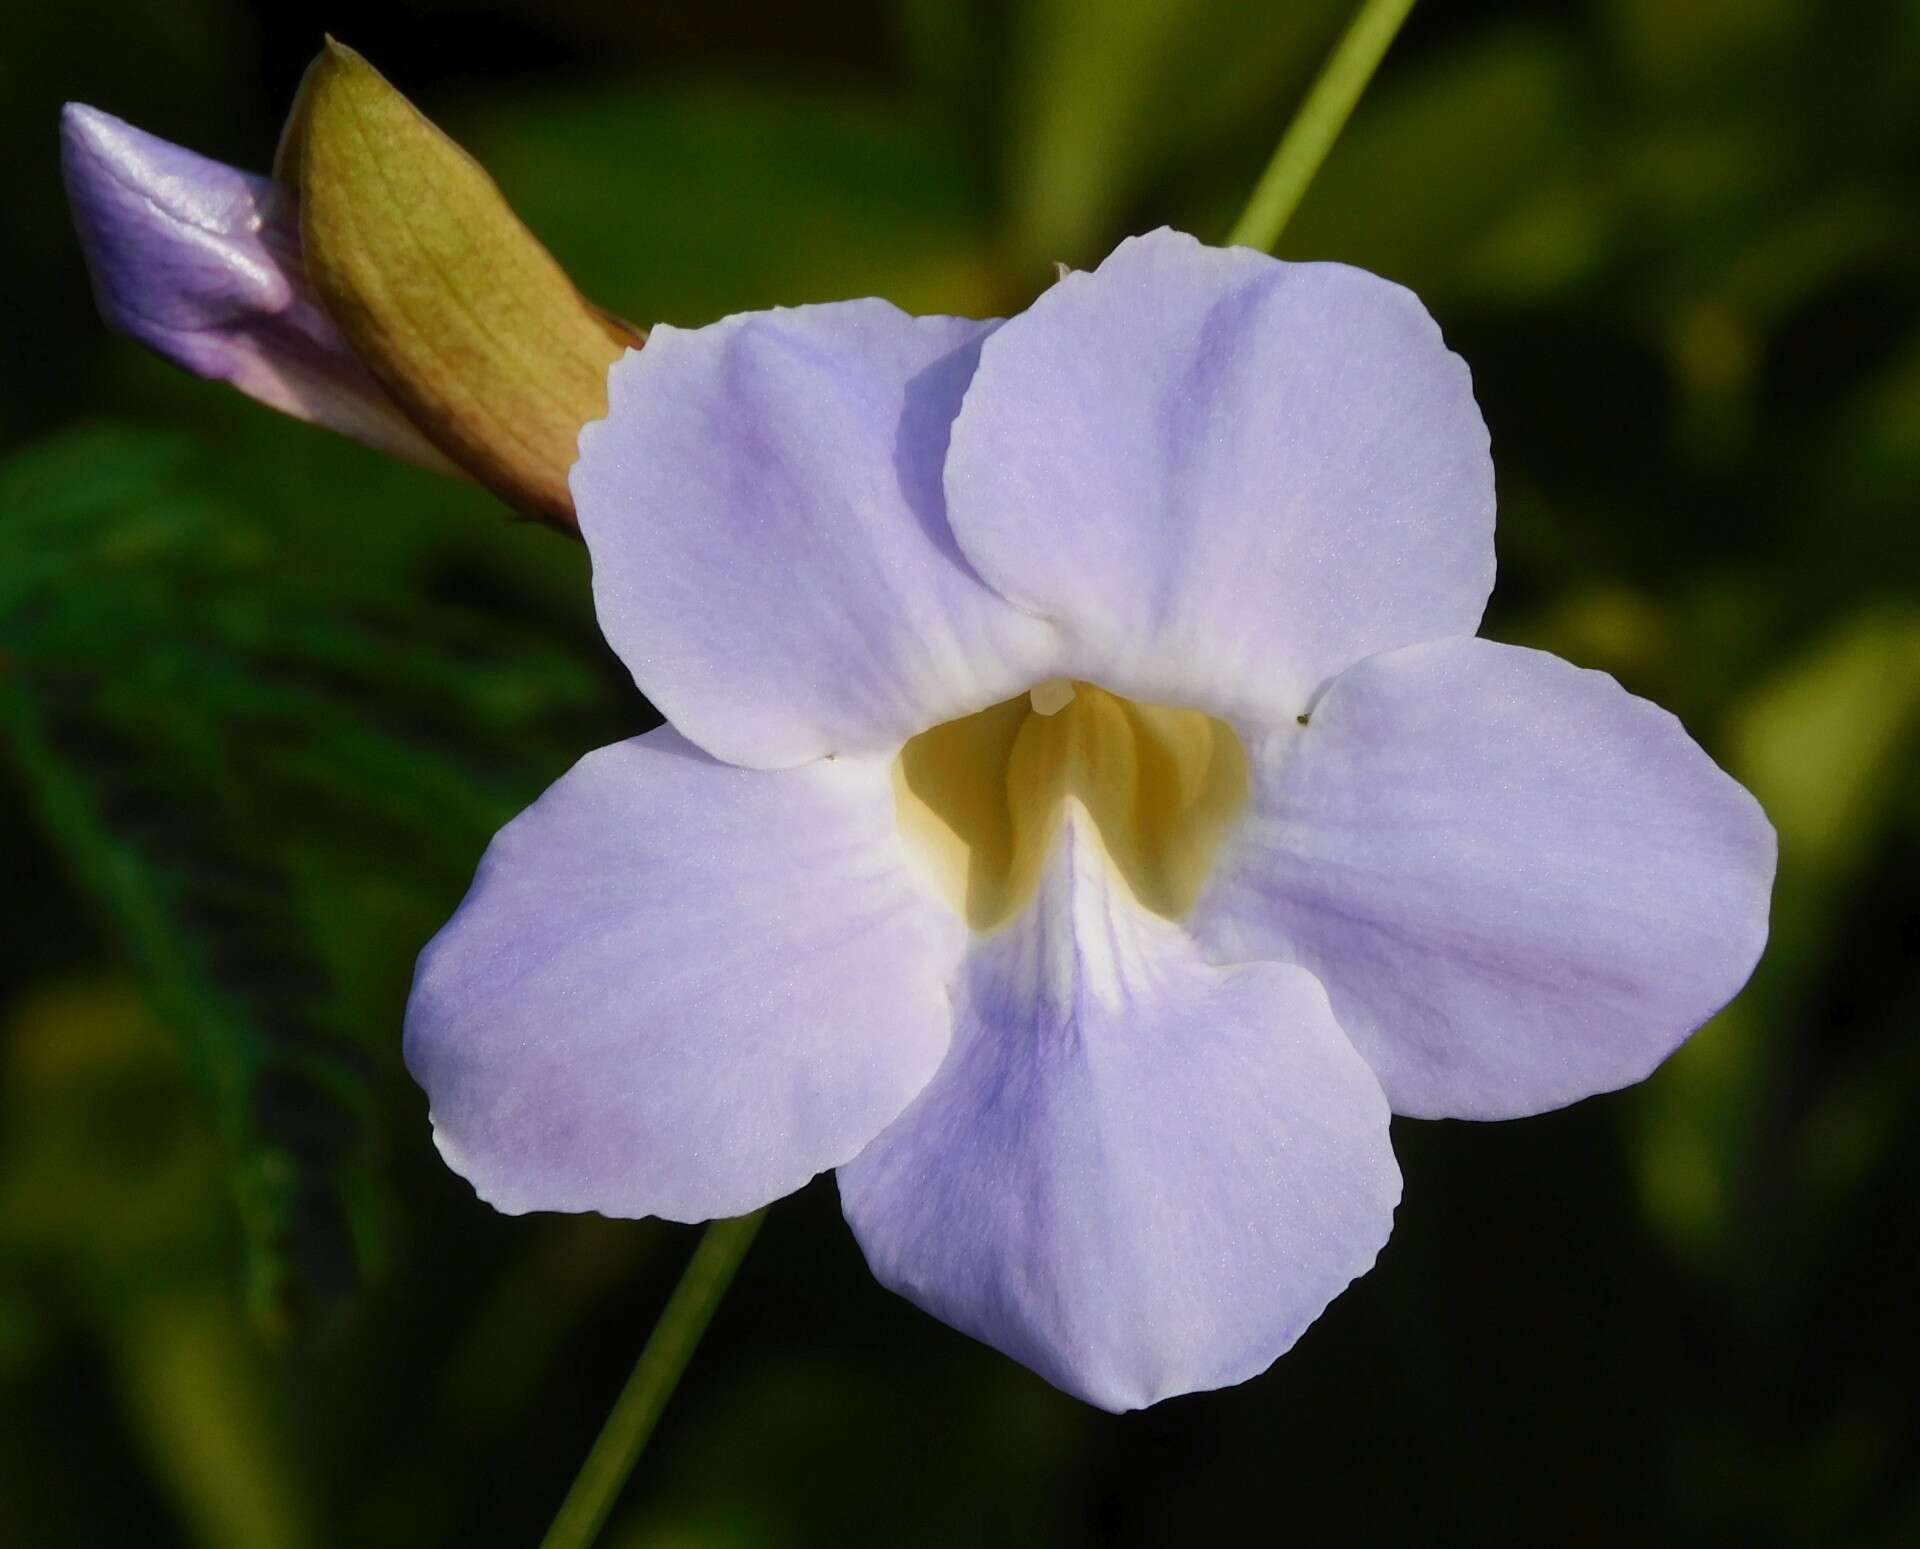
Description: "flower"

(405, 228), (1776, 1411)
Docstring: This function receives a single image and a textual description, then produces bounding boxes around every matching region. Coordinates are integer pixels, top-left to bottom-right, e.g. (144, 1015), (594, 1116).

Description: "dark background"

(4, 1), (1918, 1544)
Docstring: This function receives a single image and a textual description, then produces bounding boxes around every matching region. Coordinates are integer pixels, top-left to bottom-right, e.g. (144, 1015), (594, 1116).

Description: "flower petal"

(59, 104), (450, 470)
(1192, 638), (1777, 1119)
(943, 228), (1495, 719)
(838, 807), (1400, 1412)
(572, 301), (1060, 770)
(405, 727), (963, 1221)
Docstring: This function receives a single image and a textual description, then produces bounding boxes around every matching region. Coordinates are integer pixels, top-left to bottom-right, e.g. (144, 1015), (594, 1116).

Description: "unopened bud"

(287, 40), (642, 529)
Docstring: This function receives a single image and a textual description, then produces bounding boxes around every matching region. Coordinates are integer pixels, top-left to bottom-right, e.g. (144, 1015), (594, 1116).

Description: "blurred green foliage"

(2, 1), (1917, 1544)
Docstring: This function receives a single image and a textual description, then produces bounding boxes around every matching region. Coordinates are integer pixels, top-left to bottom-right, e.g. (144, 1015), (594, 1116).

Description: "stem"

(1224, 0), (1420, 252)
(537, 1211), (765, 1549)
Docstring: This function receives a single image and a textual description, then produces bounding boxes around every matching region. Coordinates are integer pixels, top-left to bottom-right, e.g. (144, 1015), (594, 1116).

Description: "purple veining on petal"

(839, 806), (1399, 1411)
(60, 103), (449, 468)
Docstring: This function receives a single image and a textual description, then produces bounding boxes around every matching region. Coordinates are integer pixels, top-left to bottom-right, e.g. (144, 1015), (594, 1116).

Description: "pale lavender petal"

(60, 103), (449, 469)
(405, 727), (963, 1221)
(1192, 638), (1777, 1119)
(571, 300), (1061, 771)
(838, 809), (1400, 1412)
(943, 228), (1495, 721)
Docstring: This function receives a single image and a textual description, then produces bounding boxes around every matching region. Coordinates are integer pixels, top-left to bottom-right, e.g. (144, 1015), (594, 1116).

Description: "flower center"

(891, 681), (1250, 931)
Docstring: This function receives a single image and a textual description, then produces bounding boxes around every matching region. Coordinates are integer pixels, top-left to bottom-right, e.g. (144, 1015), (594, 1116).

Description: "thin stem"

(1224, 0), (1420, 253)
(537, 1211), (765, 1549)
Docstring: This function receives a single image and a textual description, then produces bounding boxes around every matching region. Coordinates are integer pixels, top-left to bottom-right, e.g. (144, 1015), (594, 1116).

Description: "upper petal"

(405, 726), (964, 1221)
(59, 104), (448, 469)
(838, 805), (1400, 1412)
(572, 300), (1060, 770)
(1191, 638), (1777, 1119)
(943, 228), (1496, 719)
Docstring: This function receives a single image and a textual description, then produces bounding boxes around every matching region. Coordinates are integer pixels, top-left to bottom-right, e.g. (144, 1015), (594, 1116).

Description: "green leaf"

(0, 426), (605, 1328)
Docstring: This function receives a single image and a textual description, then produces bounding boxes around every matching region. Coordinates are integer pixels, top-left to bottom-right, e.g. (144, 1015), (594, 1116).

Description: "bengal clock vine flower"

(401, 229), (1776, 1411)
(54, 81), (1779, 1400)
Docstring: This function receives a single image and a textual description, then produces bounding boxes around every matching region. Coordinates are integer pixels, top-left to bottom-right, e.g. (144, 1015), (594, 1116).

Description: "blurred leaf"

(1720, 192), (1913, 328)
(1630, 999), (1764, 1264)
(1280, 24), (1601, 301)
(1, 982), (221, 1275)
(1730, 609), (1920, 877)
(117, 1297), (318, 1549)
(457, 80), (1004, 322)
(0, 425), (604, 1330)
(1002, 0), (1339, 266)
(891, 0), (996, 119)
(1602, 0), (1802, 90)
(1507, 582), (1671, 682)
(1, 982), (323, 1548)
(1635, 609), (1920, 1272)
(613, 1349), (1084, 1549)
(1829, 335), (1920, 524)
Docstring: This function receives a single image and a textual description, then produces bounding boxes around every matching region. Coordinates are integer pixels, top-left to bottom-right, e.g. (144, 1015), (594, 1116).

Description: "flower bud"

(285, 40), (643, 529)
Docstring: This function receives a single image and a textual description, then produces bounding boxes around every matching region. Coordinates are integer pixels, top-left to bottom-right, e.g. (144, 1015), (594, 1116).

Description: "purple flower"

(59, 104), (447, 468)
(405, 229), (1775, 1410)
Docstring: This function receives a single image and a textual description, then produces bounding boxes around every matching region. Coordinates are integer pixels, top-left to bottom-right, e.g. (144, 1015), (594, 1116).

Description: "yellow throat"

(892, 680), (1250, 932)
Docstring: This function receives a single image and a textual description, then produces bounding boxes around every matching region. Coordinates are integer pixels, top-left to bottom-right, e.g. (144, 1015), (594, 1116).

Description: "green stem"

(537, 1211), (765, 1549)
(1224, 0), (1420, 252)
